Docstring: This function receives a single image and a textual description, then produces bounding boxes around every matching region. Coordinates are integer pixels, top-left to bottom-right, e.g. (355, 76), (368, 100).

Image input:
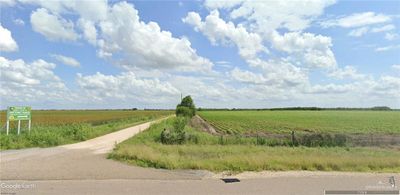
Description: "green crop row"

(198, 110), (400, 134)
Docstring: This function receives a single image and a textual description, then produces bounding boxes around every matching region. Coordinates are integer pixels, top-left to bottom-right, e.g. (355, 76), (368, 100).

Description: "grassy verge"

(0, 111), (171, 150)
(109, 118), (400, 172)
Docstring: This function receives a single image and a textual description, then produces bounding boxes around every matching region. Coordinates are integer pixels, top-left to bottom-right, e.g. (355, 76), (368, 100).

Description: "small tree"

(176, 106), (193, 117)
(176, 95), (196, 117)
(180, 96), (195, 108)
(161, 95), (197, 144)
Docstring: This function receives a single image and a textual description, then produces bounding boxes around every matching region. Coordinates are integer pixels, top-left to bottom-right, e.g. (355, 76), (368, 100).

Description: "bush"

(297, 133), (347, 147)
(162, 95), (197, 144)
(160, 129), (186, 144)
(173, 117), (187, 133)
(160, 129), (173, 144)
(256, 135), (267, 145)
(176, 106), (194, 118)
(179, 96), (196, 110)
(176, 96), (196, 118)
(160, 117), (188, 144)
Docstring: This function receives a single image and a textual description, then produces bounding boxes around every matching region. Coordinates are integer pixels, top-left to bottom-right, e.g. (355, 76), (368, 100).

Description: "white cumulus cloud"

(230, 67), (268, 84)
(77, 18), (97, 45)
(205, 0), (336, 33)
(0, 23), (18, 52)
(270, 31), (337, 69)
(183, 10), (266, 60)
(328, 66), (366, 80)
(20, 0), (108, 21)
(76, 72), (180, 103)
(96, 2), (213, 72)
(0, 57), (72, 107)
(30, 8), (79, 41)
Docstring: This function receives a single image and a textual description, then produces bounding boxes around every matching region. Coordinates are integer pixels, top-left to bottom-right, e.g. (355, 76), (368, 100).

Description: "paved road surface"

(1, 175), (399, 195)
(1, 118), (399, 195)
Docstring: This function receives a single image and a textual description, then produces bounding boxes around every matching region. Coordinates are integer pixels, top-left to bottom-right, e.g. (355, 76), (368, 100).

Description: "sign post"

(28, 120), (31, 132)
(18, 120), (21, 135)
(6, 106), (31, 135)
(6, 120), (9, 135)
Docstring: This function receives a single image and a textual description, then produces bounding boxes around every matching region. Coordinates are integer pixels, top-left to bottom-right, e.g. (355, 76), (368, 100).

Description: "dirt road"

(1, 118), (399, 195)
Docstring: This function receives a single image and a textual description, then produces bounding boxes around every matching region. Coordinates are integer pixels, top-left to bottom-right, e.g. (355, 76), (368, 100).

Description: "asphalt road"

(1, 175), (399, 195)
(1, 118), (399, 195)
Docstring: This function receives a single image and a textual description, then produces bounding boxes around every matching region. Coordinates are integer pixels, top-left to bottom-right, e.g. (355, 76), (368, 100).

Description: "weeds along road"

(1, 116), (399, 195)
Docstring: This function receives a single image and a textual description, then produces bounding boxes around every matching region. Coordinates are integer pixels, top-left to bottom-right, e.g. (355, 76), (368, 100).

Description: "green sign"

(7, 106), (31, 121)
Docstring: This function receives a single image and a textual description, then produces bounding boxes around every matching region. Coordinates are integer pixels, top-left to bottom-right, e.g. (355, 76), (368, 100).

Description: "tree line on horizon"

(2, 106), (395, 112)
(198, 106), (394, 111)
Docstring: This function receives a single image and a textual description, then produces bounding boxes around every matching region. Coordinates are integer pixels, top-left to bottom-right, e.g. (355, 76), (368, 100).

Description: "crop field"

(0, 110), (172, 125)
(198, 111), (400, 135)
(110, 118), (400, 172)
(0, 110), (172, 149)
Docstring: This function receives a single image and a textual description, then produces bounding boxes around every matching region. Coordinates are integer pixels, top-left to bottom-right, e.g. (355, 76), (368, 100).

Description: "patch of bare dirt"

(189, 115), (220, 135)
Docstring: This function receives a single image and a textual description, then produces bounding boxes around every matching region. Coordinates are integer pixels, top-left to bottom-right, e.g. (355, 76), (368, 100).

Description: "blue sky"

(0, 0), (399, 109)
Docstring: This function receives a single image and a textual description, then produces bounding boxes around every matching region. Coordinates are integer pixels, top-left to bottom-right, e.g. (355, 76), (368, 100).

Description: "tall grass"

(109, 118), (400, 172)
(111, 144), (400, 172)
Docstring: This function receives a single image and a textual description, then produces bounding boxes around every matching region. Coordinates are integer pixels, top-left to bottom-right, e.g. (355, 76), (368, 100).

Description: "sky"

(0, 0), (399, 109)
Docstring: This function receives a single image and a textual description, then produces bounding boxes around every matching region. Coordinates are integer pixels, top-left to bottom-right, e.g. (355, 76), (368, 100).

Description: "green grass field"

(198, 111), (400, 134)
(0, 110), (172, 150)
(110, 118), (400, 172)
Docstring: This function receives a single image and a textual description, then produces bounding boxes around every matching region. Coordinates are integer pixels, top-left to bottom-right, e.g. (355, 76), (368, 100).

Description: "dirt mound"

(189, 115), (219, 135)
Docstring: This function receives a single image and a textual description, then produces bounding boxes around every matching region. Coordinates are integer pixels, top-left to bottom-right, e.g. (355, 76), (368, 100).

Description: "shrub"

(179, 96), (196, 110)
(160, 129), (172, 144)
(160, 117), (188, 144)
(297, 133), (347, 147)
(164, 95), (197, 144)
(256, 135), (266, 145)
(173, 117), (187, 133)
(176, 95), (196, 118)
(176, 106), (194, 118)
